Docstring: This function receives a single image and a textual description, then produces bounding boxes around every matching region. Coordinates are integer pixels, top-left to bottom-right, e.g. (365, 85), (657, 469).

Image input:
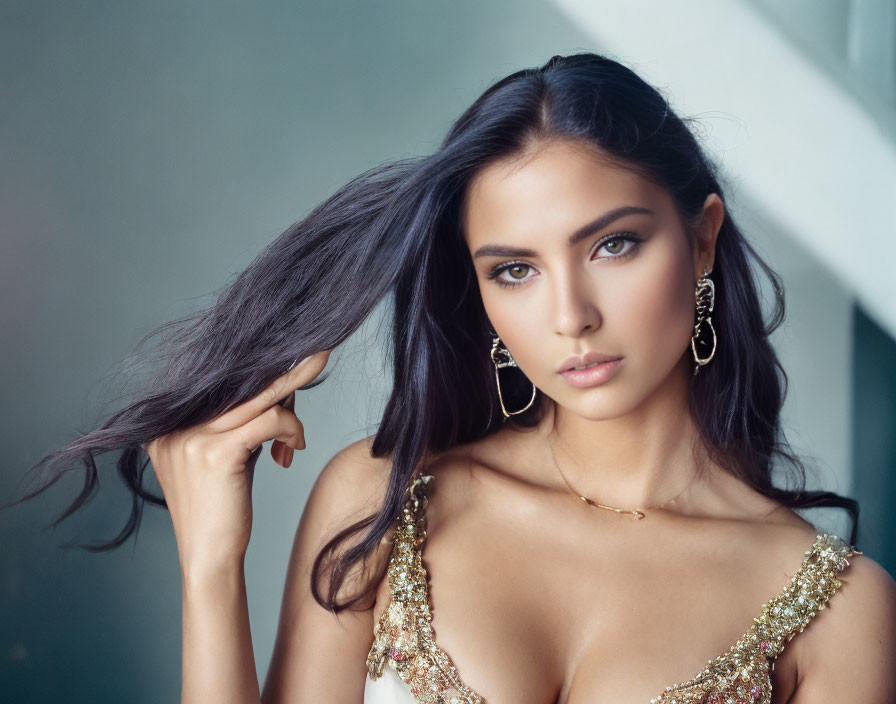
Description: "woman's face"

(463, 138), (723, 421)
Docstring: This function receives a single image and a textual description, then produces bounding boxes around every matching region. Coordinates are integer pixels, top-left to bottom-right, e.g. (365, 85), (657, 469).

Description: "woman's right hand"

(144, 349), (332, 574)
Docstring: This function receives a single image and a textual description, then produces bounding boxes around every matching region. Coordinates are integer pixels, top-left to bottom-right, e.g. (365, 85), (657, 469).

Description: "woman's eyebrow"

(472, 205), (654, 259)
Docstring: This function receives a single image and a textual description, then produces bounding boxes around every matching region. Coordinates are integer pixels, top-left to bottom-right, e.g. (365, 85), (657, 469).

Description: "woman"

(13, 53), (896, 703)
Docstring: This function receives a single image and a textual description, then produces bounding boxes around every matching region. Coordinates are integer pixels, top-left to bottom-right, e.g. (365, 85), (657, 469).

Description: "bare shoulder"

(261, 435), (394, 703)
(301, 435), (398, 595)
(789, 550), (896, 703)
(310, 435), (394, 520)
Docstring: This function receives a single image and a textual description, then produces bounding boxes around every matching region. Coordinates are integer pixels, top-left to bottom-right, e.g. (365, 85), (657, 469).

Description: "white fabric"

(363, 665), (415, 704)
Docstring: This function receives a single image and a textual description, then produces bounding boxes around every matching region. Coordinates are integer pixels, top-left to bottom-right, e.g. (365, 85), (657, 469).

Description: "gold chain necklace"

(548, 432), (697, 521)
(549, 440), (698, 520)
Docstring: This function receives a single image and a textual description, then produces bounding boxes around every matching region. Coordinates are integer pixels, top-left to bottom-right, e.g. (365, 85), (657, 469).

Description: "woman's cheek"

(505, 320), (548, 382)
(664, 303), (695, 370)
(634, 267), (696, 368)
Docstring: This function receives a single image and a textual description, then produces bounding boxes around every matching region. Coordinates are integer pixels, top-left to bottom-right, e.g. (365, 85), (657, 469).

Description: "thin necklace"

(550, 441), (699, 520)
(548, 432), (697, 521)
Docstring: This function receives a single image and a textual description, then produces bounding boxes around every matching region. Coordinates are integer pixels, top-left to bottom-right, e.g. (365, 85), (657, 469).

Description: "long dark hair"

(6, 51), (860, 612)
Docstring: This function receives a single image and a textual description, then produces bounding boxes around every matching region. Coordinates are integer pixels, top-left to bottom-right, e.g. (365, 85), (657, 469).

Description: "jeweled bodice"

(366, 474), (861, 704)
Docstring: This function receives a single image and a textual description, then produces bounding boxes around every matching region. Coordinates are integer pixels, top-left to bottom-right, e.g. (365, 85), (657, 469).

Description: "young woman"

(14, 52), (896, 703)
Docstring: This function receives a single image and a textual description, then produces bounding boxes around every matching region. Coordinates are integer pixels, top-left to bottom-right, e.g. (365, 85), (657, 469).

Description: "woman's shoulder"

(317, 433), (496, 523)
(785, 546), (896, 700)
(315, 435), (394, 510)
(299, 436), (396, 601)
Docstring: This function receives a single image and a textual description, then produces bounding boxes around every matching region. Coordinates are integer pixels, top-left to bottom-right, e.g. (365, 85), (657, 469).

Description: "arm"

(181, 559), (260, 704)
(261, 436), (395, 704)
(789, 553), (896, 703)
(177, 436), (393, 704)
(145, 350), (337, 704)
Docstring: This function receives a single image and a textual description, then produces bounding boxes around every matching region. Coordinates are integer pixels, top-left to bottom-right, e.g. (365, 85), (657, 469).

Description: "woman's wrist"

(180, 552), (246, 590)
(180, 550), (259, 703)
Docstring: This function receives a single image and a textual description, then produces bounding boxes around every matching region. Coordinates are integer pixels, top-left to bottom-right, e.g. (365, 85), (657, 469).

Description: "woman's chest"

(370, 511), (807, 704)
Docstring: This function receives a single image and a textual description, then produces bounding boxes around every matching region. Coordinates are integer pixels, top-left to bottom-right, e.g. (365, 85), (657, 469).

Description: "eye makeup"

(485, 232), (644, 288)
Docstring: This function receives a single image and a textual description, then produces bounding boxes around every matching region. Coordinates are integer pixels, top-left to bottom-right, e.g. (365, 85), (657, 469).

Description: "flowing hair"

(6, 51), (859, 612)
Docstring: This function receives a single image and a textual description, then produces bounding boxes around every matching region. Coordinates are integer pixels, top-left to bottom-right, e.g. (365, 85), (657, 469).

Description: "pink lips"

(558, 350), (622, 372)
(558, 358), (623, 388)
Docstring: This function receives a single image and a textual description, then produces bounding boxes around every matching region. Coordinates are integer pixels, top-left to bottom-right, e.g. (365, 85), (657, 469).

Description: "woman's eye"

(487, 234), (642, 288)
(597, 236), (637, 257)
(487, 262), (534, 287)
(502, 263), (531, 282)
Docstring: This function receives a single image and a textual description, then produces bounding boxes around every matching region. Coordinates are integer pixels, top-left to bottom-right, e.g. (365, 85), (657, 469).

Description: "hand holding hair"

(143, 349), (332, 573)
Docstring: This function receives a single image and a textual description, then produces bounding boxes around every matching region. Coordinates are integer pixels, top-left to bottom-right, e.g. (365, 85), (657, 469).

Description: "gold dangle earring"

(691, 267), (717, 376)
(490, 332), (537, 418)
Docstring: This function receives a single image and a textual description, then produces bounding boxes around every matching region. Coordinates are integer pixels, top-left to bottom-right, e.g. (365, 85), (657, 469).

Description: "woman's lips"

(558, 358), (623, 388)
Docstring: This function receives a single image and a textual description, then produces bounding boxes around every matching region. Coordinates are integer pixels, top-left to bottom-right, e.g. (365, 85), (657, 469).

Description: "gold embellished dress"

(364, 473), (861, 704)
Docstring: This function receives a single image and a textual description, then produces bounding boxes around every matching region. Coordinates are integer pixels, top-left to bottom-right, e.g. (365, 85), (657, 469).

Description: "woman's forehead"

(463, 142), (668, 246)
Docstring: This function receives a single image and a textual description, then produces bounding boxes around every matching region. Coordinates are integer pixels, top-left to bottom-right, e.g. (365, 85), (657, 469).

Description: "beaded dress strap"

(650, 531), (862, 704)
(751, 531), (862, 659)
(366, 473), (485, 703)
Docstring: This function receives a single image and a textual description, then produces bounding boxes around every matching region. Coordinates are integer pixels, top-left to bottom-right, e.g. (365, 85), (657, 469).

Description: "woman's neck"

(536, 369), (710, 514)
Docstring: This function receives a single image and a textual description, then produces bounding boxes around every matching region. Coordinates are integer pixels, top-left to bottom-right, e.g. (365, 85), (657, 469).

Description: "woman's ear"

(693, 193), (725, 277)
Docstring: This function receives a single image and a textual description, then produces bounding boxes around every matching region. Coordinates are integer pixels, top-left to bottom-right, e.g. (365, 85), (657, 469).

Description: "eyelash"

(486, 233), (644, 289)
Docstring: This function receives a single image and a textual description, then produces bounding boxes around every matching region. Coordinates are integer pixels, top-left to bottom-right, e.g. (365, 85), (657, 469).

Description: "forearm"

(181, 560), (261, 704)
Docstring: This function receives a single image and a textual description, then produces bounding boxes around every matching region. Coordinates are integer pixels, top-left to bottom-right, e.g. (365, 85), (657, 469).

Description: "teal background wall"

(853, 305), (896, 568)
(1, 1), (892, 702)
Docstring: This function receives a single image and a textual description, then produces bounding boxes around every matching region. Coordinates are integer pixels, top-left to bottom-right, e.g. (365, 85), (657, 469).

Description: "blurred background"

(1, 1), (894, 701)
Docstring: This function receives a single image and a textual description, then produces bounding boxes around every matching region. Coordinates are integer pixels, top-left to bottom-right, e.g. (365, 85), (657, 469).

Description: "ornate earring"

(691, 267), (717, 376)
(490, 332), (537, 418)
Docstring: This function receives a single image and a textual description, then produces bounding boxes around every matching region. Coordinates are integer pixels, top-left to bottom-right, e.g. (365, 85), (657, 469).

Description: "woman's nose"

(552, 272), (602, 337)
